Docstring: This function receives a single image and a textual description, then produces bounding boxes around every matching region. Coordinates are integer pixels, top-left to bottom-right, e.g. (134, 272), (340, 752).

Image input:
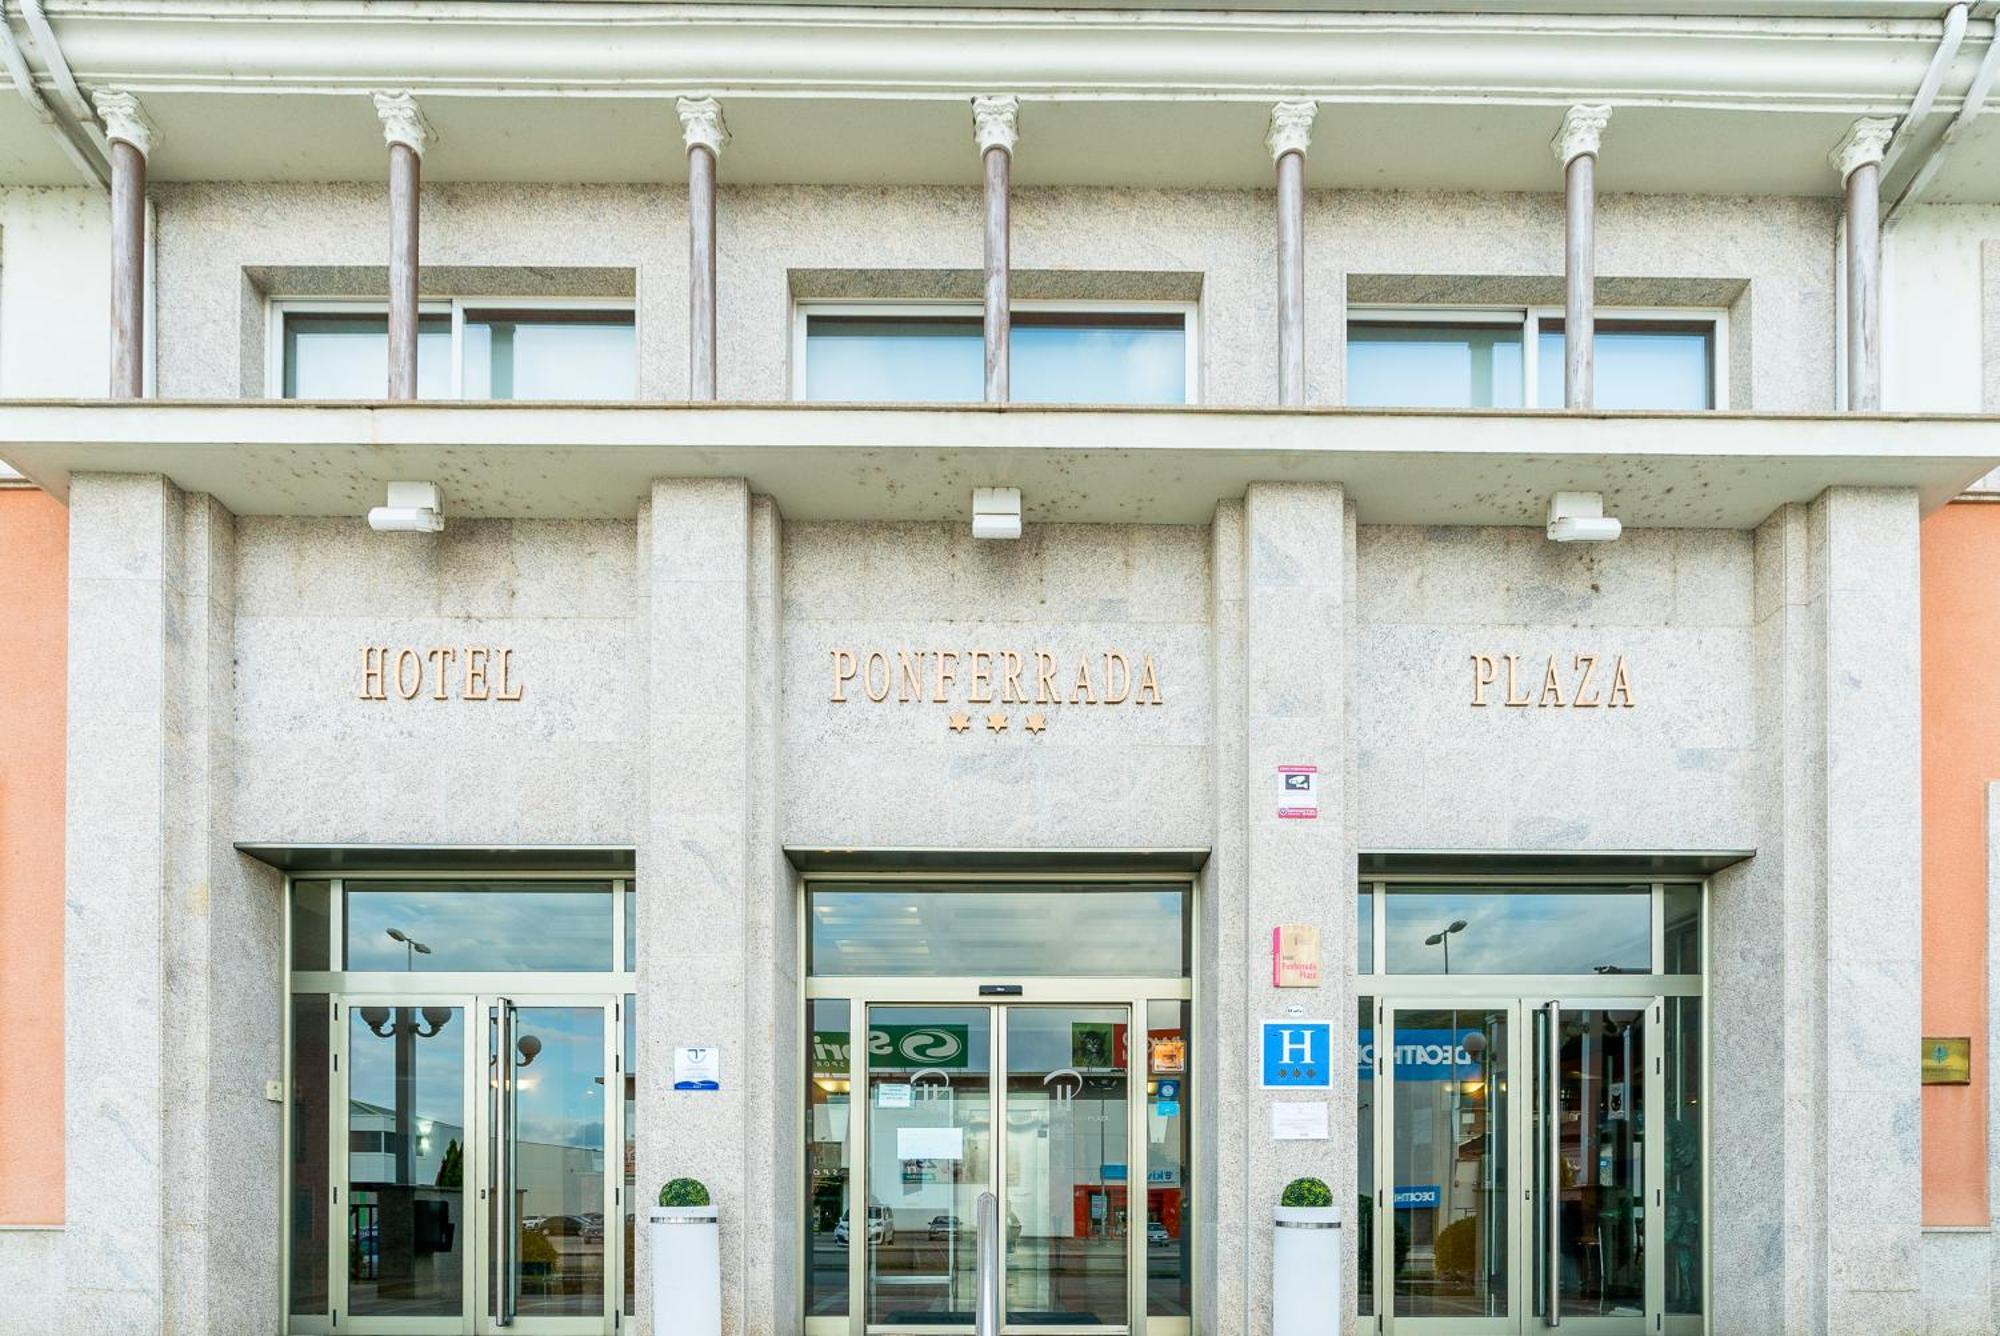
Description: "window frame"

(1345, 303), (1730, 411)
(267, 294), (639, 400)
(790, 297), (1202, 405)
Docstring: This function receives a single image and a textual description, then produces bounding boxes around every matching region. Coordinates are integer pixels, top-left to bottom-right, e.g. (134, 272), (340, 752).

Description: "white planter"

(648, 1205), (721, 1336)
(1272, 1203), (1341, 1336)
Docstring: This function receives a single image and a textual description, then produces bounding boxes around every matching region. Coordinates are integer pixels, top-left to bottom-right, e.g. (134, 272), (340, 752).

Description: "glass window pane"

(292, 879), (331, 972)
(1010, 314), (1186, 404)
(624, 887), (636, 973)
(863, 1005), (992, 1326)
(282, 313), (448, 399)
(1356, 995), (1374, 1317)
(1005, 1006), (1130, 1325)
(1346, 321), (1524, 408)
(806, 998), (851, 1318)
(1358, 885), (1374, 975)
(1392, 1006), (1508, 1317)
(505, 1006), (606, 1318)
(808, 884), (1188, 977)
(344, 882), (615, 972)
(347, 1005), (465, 1317)
(462, 310), (635, 401)
(1665, 998), (1703, 1315)
(1538, 321), (1714, 409)
(1664, 884), (1701, 974)
(803, 316), (983, 402)
(1383, 886), (1651, 975)
(289, 994), (331, 1316)
(1147, 999), (1191, 1317)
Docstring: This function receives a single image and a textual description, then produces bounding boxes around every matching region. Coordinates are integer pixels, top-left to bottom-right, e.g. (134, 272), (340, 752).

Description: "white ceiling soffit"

(2, 2), (1989, 196)
(1, 401), (1993, 526)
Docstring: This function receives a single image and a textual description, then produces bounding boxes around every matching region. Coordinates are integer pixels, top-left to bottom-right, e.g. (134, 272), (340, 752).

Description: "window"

(273, 298), (636, 400)
(796, 303), (1196, 404)
(806, 882), (1190, 976)
(1347, 307), (1724, 410)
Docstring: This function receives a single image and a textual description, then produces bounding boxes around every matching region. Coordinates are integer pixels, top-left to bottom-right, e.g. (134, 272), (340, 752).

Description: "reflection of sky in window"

(803, 316), (1187, 404)
(345, 883), (614, 971)
(512, 1007), (606, 1151)
(463, 318), (636, 400)
(1009, 325), (1185, 404)
(348, 1008), (464, 1183)
(1347, 323), (1524, 408)
(284, 315), (449, 399)
(1537, 328), (1711, 409)
(1384, 889), (1650, 974)
(811, 887), (1186, 976)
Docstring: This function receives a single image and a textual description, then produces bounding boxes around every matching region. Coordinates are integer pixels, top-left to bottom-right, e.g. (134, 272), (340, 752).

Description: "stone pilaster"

(1716, 487), (1922, 1334)
(63, 474), (280, 1334)
(1211, 482), (1354, 1334)
(637, 477), (769, 1336)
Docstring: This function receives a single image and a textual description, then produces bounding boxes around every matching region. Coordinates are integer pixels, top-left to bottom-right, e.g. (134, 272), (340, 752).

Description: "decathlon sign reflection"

(1260, 1020), (1333, 1090)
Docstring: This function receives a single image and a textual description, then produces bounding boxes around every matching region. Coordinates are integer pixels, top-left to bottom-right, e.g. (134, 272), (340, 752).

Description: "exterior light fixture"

(972, 486), (1022, 540)
(1546, 491), (1622, 542)
(368, 480), (445, 533)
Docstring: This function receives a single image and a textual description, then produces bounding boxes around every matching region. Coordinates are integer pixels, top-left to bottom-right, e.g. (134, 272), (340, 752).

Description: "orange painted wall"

(1921, 500), (2000, 1226)
(0, 487), (66, 1225)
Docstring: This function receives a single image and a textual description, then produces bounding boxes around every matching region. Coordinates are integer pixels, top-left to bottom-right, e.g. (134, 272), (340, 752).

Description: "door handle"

(975, 1189), (1000, 1336)
(1544, 1001), (1561, 1329)
(495, 998), (517, 1328)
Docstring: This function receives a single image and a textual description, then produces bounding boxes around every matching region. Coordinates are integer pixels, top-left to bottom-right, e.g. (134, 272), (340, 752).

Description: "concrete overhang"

(2, 2), (1995, 200)
(2, 401), (1994, 528)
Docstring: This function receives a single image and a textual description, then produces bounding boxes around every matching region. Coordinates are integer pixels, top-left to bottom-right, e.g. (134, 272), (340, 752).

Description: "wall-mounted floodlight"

(1546, 491), (1622, 543)
(368, 481), (445, 533)
(972, 486), (1022, 540)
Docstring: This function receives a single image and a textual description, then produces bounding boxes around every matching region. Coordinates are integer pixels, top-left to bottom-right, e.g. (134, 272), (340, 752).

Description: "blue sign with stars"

(1260, 1020), (1333, 1090)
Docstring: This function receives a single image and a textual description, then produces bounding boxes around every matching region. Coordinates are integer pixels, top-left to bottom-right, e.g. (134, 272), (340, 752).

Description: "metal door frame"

(283, 873), (634, 1336)
(1371, 996), (1666, 1336)
(826, 977), (1186, 1336)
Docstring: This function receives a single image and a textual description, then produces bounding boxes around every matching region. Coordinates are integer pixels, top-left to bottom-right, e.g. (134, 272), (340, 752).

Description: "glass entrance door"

(1375, 1000), (1664, 1336)
(329, 994), (619, 1335)
(855, 1001), (1140, 1334)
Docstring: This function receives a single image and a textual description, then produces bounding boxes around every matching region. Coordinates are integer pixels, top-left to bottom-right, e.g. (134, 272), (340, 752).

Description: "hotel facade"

(0, 3), (1998, 1335)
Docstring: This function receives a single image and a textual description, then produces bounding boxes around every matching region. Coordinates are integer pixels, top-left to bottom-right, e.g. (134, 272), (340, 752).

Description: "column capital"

(1829, 117), (1897, 182)
(972, 94), (1020, 156)
(1265, 100), (1317, 161)
(1551, 104), (1612, 167)
(373, 91), (433, 157)
(677, 96), (729, 156)
(92, 90), (158, 159)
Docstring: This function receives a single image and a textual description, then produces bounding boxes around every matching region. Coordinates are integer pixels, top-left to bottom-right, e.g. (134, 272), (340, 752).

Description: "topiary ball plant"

(1279, 1176), (1333, 1208)
(658, 1177), (712, 1208)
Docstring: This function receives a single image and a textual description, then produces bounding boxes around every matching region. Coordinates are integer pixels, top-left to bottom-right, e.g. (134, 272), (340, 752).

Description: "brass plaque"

(1922, 1036), (1972, 1085)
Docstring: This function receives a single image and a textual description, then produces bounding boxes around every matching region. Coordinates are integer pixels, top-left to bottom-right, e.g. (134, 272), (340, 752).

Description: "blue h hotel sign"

(1260, 1020), (1333, 1090)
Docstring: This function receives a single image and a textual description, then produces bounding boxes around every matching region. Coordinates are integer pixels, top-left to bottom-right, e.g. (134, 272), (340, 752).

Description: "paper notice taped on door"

(897, 1125), (966, 1161)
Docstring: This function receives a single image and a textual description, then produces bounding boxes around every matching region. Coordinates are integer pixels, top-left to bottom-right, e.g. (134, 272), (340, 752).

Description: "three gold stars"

(943, 711), (1049, 735)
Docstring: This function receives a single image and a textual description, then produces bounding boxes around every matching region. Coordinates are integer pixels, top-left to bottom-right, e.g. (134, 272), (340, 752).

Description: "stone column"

(1830, 119), (1896, 412)
(91, 92), (156, 399)
(62, 474), (282, 1334)
(1266, 102), (1316, 407)
(678, 97), (729, 401)
(637, 478), (783, 1336)
(1713, 487), (1923, 1332)
(374, 92), (431, 400)
(1551, 105), (1610, 409)
(1210, 482), (1354, 1334)
(973, 95), (1019, 403)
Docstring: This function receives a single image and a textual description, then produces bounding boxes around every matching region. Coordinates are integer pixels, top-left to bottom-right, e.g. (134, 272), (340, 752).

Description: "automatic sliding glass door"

(853, 1000), (1142, 1335)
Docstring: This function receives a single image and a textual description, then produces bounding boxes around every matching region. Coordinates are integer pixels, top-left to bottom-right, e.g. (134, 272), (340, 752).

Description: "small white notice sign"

(876, 1083), (913, 1109)
(1276, 764), (1319, 819)
(673, 1045), (720, 1091)
(898, 1126), (966, 1161)
(1269, 1101), (1330, 1141)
